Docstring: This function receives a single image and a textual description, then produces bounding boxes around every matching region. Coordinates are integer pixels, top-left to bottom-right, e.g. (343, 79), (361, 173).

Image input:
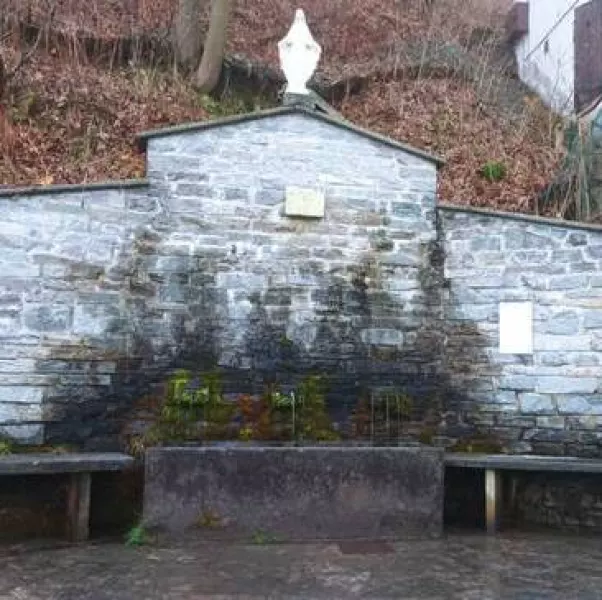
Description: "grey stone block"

(73, 303), (121, 336)
(505, 230), (554, 249)
(545, 311), (579, 335)
(499, 375), (537, 391)
(469, 236), (501, 252)
(536, 377), (599, 394)
(548, 274), (589, 290)
(256, 188), (284, 206)
(143, 446), (444, 540)
(583, 310), (602, 329)
(567, 232), (588, 246)
(360, 328), (403, 347)
(0, 424), (43, 443)
(0, 386), (44, 404)
(175, 183), (214, 198)
(391, 202), (421, 218)
(556, 395), (597, 415)
(536, 335), (591, 351)
(520, 393), (556, 414)
(23, 304), (72, 332)
(540, 353), (569, 366)
(0, 402), (42, 424)
(585, 245), (602, 259)
(535, 416), (565, 429)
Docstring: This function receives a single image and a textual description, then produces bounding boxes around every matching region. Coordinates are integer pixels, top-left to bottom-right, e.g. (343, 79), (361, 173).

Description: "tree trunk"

(0, 54), (5, 99)
(194, 0), (232, 93)
(173, 0), (204, 72)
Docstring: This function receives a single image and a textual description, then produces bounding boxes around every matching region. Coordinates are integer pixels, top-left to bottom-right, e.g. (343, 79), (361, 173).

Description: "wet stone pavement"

(1, 532), (602, 599)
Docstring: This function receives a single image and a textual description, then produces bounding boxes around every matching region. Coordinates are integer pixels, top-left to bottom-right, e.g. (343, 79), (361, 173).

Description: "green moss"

(196, 509), (223, 529)
(449, 435), (503, 454)
(0, 439), (12, 455)
(417, 426), (437, 446)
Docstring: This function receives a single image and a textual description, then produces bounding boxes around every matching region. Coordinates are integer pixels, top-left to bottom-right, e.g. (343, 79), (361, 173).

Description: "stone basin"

(143, 445), (444, 541)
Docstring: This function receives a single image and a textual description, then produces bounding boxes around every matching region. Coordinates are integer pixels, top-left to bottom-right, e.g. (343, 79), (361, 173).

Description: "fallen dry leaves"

(341, 77), (563, 211)
(0, 50), (208, 186)
(0, 0), (563, 215)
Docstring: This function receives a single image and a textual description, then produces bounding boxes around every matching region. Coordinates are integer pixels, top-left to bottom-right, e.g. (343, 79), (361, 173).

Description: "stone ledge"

(0, 453), (134, 475)
(445, 453), (602, 473)
(0, 180), (149, 199)
(438, 203), (602, 234)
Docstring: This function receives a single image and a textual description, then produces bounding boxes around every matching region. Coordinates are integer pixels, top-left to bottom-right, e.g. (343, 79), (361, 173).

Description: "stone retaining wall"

(441, 206), (602, 456)
(0, 108), (444, 448)
(1, 105), (602, 457)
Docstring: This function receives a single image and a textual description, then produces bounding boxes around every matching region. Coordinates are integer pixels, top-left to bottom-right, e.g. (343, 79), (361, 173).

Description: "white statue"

(278, 9), (322, 96)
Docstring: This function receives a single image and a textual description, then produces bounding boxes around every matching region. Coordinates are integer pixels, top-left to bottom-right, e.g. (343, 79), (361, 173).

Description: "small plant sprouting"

(197, 509), (222, 529)
(479, 160), (507, 183)
(125, 524), (150, 547)
(0, 439), (13, 456)
(251, 529), (280, 545)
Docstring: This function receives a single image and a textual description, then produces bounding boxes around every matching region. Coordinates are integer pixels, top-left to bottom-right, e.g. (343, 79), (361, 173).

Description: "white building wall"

(513, 0), (590, 115)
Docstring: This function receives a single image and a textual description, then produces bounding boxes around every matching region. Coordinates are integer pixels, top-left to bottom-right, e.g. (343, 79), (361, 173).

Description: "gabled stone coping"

(438, 202), (602, 233)
(0, 179), (149, 199)
(136, 105), (446, 167)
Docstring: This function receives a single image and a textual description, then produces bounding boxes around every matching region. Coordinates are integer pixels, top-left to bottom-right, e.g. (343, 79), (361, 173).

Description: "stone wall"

(3, 105), (602, 456)
(0, 108), (443, 448)
(441, 206), (602, 457)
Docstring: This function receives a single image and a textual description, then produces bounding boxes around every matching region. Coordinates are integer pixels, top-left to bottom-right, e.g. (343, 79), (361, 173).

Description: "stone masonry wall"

(440, 206), (602, 457)
(0, 110), (443, 448)
(4, 106), (602, 456)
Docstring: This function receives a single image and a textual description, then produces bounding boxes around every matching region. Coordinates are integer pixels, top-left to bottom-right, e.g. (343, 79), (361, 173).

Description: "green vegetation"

(0, 439), (12, 455)
(197, 509), (223, 529)
(251, 529), (281, 545)
(149, 369), (236, 442)
(479, 160), (507, 183)
(125, 524), (150, 547)
(450, 434), (503, 454)
(195, 90), (272, 118)
(295, 376), (339, 442)
(128, 369), (449, 450)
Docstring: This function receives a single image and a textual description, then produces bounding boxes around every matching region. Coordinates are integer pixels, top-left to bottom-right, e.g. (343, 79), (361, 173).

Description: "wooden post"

(67, 472), (91, 542)
(485, 468), (501, 534)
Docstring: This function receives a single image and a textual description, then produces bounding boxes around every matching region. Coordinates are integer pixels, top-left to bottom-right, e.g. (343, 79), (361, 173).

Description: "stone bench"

(0, 453), (134, 542)
(445, 453), (602, 533)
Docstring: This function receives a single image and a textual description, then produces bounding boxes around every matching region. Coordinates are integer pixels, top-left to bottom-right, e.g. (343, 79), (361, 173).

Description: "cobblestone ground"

(1, 532), (602, 599)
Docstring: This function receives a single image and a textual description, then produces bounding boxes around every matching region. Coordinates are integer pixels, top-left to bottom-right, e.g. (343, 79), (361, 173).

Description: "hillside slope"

(0, 0), (562, 214)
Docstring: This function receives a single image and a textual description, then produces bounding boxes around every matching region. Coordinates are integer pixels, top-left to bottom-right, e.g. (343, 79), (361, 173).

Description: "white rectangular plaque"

(499, 301), (533, 354)
(284, 186), (325, 218)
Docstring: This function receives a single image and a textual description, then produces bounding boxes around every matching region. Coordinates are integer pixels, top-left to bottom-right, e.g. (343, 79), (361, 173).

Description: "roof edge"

(136, 105), (445, 167)
(0, 179), (149, 199)
(438, 202), (602, 234)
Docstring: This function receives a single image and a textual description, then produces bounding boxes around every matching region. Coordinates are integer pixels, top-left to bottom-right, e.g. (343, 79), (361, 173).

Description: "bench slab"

(0, 453), (134, 475)
(445, 453), (602, 473)
(446, 453), (602, 534)
(0, 452), (134, 542)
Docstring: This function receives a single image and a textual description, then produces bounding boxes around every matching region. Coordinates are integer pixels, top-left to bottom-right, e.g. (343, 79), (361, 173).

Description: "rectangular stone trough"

(143, 445), (444, 541)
